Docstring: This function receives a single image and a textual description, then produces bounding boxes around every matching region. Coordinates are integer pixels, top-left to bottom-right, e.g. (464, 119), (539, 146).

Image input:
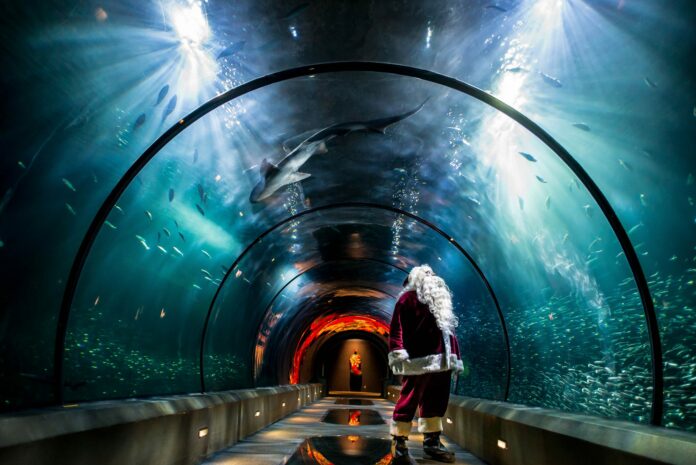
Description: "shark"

(249, 99), (428, 202)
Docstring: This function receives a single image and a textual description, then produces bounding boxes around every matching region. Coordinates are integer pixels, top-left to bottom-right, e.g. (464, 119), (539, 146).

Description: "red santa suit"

(388, 289), (463, 435)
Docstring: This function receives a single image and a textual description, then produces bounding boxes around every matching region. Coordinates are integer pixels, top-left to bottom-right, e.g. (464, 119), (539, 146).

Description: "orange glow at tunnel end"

(290, 314), (389, 384)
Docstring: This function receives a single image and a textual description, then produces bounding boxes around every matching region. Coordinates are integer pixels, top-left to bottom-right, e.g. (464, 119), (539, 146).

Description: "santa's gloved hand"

(388, 349), (410, 371)
(453, 358), (466, 374)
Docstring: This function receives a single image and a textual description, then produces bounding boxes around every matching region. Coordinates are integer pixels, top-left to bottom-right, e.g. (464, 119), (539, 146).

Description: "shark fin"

(316, 141), (328, 154)
(288, 172), (311, 183)
(260, 158), (278, 176)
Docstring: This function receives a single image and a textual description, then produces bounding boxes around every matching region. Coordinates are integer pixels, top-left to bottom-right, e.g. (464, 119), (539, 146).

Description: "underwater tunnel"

(1, 1), (695, 464)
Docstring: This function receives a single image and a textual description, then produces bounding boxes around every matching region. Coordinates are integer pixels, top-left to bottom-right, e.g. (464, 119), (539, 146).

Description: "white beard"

(404, 265), (458, 333)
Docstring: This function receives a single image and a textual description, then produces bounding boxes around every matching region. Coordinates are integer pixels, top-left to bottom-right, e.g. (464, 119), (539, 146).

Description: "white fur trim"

(390, 353), (463, 376)
(453, 358), (465, 374)
(390, 419), (413, 436)
(418, 417), (443, 433)
(443, 331), (452, 361)
(388, 349), (410, 366)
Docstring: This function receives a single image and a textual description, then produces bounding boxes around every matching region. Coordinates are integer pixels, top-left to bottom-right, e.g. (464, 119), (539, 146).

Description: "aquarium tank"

(0, 0), (694, 434)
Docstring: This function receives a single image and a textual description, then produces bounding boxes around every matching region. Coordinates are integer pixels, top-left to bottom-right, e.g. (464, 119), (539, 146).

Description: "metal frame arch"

(251, 257), (408, 385)
(54, 61), (660, 424)
(200, 202), (512, 400)
(248, 257), (407, 384)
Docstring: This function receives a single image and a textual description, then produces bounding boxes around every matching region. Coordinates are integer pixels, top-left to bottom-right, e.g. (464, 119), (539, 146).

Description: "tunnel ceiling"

(1, 0), (695, 433)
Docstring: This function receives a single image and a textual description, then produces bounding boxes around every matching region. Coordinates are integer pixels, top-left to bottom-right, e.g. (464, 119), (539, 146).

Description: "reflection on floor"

(202, 397), (486, 465)
(286, 436), (391, 465)
(328, 390), (381, 398)
(322, 409), (385, 425)
(335, 398), (374, 405)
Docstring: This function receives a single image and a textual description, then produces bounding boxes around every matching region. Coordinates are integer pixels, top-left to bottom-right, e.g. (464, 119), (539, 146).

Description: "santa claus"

(388, 265), (464, 464)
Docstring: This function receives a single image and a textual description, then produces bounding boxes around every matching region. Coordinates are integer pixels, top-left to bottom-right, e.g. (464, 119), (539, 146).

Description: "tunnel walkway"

(202, 396), (485, 465)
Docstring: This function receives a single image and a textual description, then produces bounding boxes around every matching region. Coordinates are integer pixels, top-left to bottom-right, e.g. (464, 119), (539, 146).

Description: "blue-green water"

(0, 0), (694, 432)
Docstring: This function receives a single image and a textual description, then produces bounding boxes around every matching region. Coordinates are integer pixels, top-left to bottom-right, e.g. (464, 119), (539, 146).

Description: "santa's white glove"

(387, 349), (410, 372)
(453, 358), (466, 374)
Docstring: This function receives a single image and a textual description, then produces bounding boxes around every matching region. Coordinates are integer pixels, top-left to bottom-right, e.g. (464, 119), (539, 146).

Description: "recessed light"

(497, 439), (508, 450)
(446, 417), (453, 424)
(198, 427), (209, 438)
(255, 411), (261, 417)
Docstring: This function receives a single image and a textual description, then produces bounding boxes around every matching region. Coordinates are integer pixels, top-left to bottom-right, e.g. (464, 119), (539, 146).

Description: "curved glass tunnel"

(1, 0), (695, 437)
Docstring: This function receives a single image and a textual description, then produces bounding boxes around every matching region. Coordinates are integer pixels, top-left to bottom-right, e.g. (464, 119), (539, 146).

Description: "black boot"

(390, 435), (417, 465)
(423, 432), (455, 463)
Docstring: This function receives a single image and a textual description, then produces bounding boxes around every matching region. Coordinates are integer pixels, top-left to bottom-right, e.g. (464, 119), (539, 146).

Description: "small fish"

(217, 41), (246, 59)
(545, 196), (551, 210)
(628, 223), (643, 235)
(583, 204), (593, 217)
(162, 227), (171, 237)
(162, 95), (177, 122)
(192, 284), (202, 290)
(135, 235), (147, 242)
(201, 269), (212, 278)
(104, 220), (117, 230)
(157, 231), (161, 243)
(518, 151), (537, 162)
(62, 178), (77, 192)
(114, 205), (124, 214)
(536, 175), (547, 183)
(201, 250), (211, 259)
(157, 245), (167, 254)
(562, 233), (569, 244)
(589, 237), (602, 251)
(539, 72), (562, 88)
(155, 85), (169, 106)
(174, 220), (179, 229)
(485, 4), (507, 12)
(196, 204), (205, 216)
(505, 66), (525, 73)
(618, 159), (632, 171)
(281, 2), (309, 19)
(138, 240), (150, 251)
(178, 231), (185, 242)
(197, 184), (205, 203)
(669, 254), (678, 262)
(572, 123), (590, 131)
(235, 269), (242, 278)
(65, 203), (76, 215)
(18, 161), (26, 169)
(193, 149), (199, 163)
(145, 210), (153, 222)
(518, 196), (524, 211)
(133, 113), (146, 130)
(644, 77), (657, 88)
(640, 193), (647, 207)
(172, 246), (184, 257)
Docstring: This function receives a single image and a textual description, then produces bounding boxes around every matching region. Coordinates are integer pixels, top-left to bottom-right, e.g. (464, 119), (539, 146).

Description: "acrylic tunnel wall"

(1, 0), (695, 438)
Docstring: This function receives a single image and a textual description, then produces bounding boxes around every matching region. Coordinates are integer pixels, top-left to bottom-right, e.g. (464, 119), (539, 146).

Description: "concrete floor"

(202, 397), (487, 464)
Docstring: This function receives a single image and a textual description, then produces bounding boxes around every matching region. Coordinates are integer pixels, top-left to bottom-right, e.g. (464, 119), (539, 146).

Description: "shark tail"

(367, 96), (431, 133)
